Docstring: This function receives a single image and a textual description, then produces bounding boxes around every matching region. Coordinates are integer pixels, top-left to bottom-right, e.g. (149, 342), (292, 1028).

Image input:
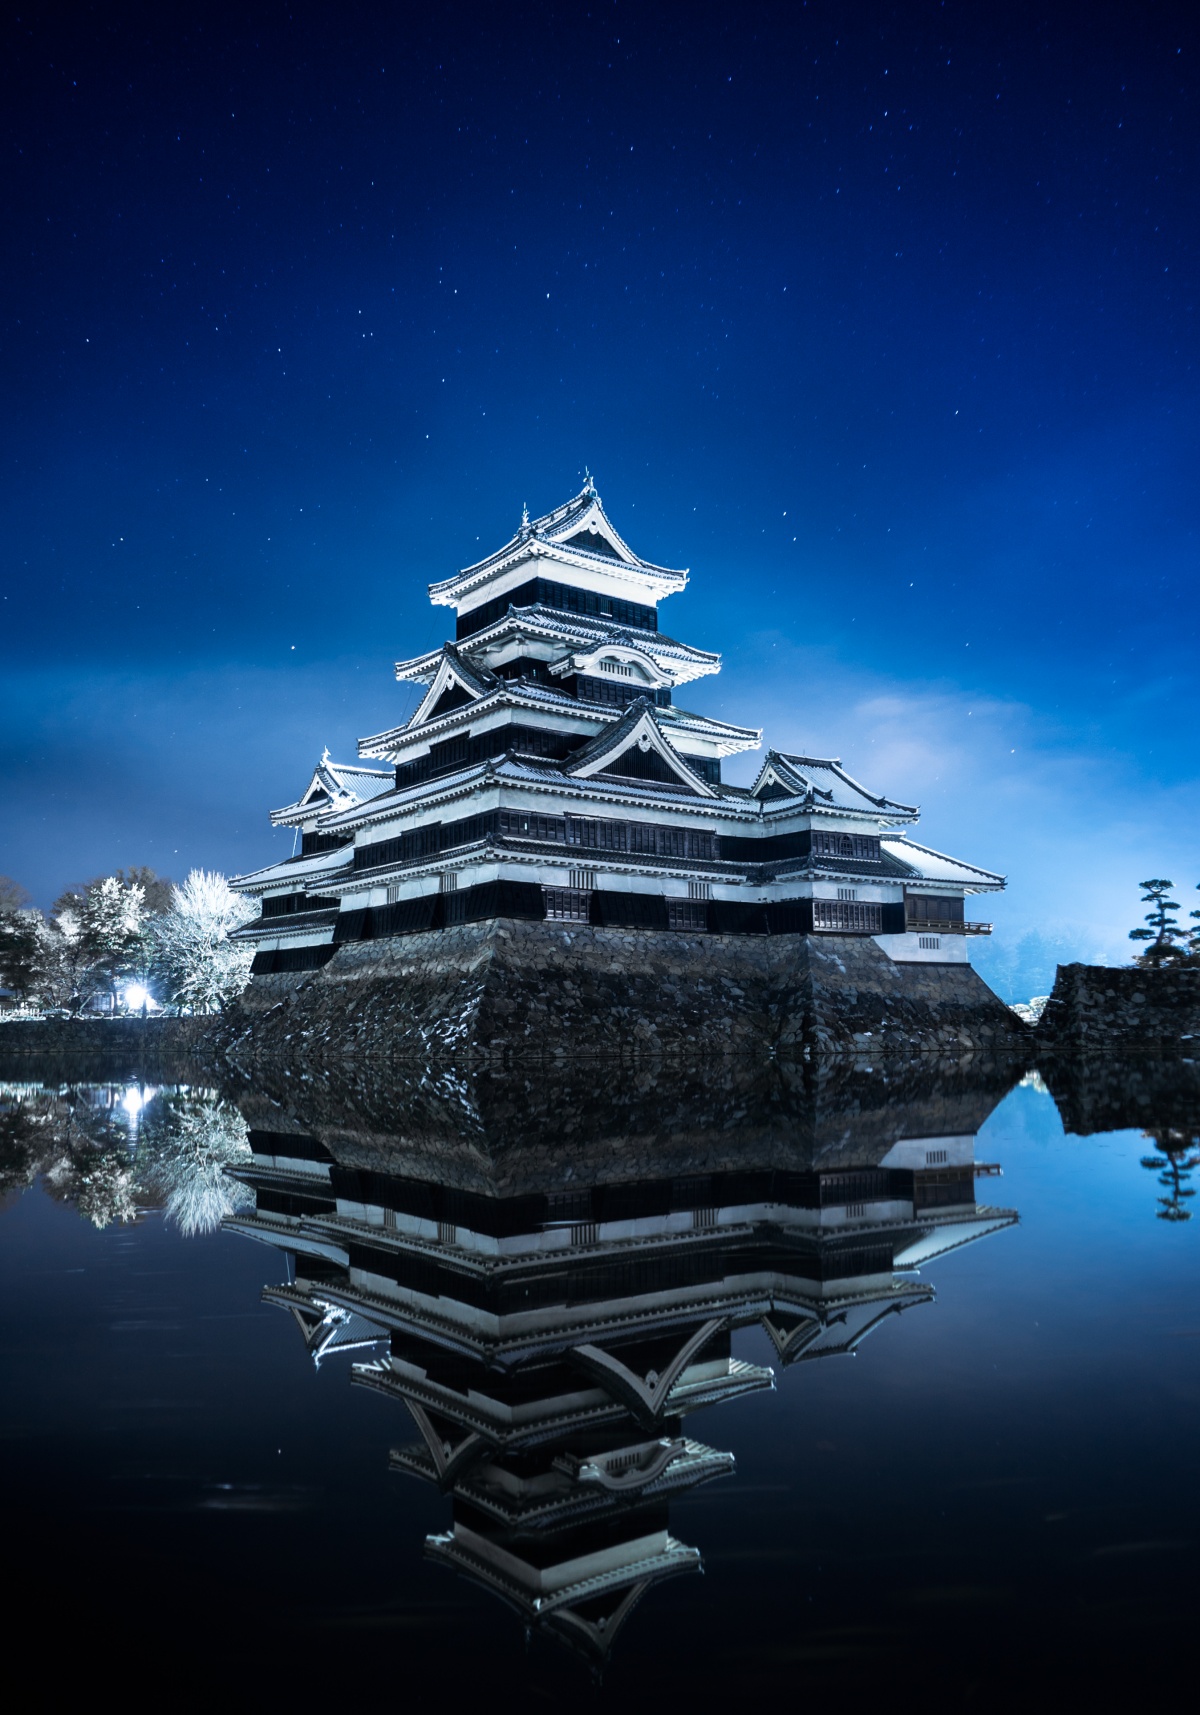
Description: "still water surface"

(1, 1056), (1197, 1706)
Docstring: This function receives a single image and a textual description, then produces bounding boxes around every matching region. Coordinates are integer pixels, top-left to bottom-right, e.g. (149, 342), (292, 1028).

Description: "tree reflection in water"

(0, 1079), (252, 1232)
(1140, 1128), (1200, 1222)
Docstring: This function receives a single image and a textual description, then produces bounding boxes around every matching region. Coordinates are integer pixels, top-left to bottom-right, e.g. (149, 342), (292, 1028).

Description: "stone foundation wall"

(0, 1015), (209, 1061)
(1037, 962), (1200, 1049)
(209, 919), (1024, 1069)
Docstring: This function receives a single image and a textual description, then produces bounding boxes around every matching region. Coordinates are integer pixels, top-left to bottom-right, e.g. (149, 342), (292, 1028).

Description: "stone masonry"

(209, 919), (1025, 1069)
(1037, 961), (1200, 1050)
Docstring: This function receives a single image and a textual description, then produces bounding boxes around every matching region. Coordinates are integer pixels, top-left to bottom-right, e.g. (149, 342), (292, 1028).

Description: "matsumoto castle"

(232, 479), (1001, 970)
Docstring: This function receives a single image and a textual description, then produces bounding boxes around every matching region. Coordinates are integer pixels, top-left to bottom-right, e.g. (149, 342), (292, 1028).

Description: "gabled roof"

(406, 643), (499, 729)
(750, 750), (919, 819)
(565, 698), (719, 797)
(359, 677), (756, 765)
(396, 605), (721, 686)
(268, 754), (395, 827)
(882, 836), (1006, 891)
(427, 481), (688, 610)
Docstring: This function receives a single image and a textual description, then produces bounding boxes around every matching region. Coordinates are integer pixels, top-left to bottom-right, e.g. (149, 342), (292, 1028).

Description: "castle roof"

(357, 677), (759, 764)
(563, 698), (719, 797)
(397, 605), (721, 686)
(269, 754), (395, 827)
(427, 482), (688, 613)
(882, 836), (1005, 891)
(229, 842), (352, 894)
(752, 749), (919, 819)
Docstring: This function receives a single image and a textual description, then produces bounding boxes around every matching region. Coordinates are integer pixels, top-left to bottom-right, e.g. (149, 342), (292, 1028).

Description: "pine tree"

(1140, 1129), (1200, 1222)
(1128, 879), (1188, 967)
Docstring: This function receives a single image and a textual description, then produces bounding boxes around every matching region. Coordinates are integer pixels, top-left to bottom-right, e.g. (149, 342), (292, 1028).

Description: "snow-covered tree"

(37, 905), (93, 1011)
(137, 1092), (253, 1235)
(150, 869), (255, 1013)
(0, 907), (43, 1003)
(80, 875), (148, 1008)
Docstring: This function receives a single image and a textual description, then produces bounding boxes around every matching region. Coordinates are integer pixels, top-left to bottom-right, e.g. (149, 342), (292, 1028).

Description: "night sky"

(3, 2), (1197, 995)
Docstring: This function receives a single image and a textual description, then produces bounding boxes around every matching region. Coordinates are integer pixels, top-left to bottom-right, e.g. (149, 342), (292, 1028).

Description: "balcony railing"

(905, 918), (993, 936)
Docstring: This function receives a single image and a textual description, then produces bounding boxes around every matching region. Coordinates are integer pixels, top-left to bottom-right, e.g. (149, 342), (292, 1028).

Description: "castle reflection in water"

(223, 1057), (1019, 1666)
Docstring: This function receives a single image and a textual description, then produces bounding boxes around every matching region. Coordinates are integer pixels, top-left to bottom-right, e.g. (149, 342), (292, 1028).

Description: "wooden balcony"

(905, 918), (993, 936)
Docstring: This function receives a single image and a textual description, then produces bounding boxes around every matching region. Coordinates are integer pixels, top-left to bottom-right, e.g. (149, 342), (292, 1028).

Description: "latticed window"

(666, 899), (708, 932)
(543, 887), (592, 922)
(812, 899), (883, 933)
(812, 831), (882, 861)
(906, 893), (964, 924)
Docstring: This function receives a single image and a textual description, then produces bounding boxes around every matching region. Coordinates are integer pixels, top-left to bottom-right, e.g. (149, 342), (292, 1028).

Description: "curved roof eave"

(882, 836), (1006, 889)
(427, 488), (688, 604)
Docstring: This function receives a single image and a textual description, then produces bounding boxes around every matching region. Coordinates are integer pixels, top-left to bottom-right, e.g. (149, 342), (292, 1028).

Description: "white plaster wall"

(874, 931), (970, 964)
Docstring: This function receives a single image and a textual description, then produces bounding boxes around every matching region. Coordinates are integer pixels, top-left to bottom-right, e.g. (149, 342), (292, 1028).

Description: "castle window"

(666, 899), (708, 932)
(812, 831), (882, 862)
(543, 887), (591, 923)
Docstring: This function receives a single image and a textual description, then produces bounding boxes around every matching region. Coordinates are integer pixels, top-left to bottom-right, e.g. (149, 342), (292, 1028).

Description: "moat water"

(1, 1053), (1197, 1707)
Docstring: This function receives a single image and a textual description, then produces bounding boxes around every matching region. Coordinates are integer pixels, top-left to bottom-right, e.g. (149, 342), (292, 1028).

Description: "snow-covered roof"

(564, 698), (718, 797)
(230, 843), (353, 893)
(427, 482), (689, 611)
(359, 679), (757, 764)
(882, 837), (1005, 892)
(395, 606), (721, 686)
(752, 750), (919, 819)
(269, 754), (395, 826)
(405, 644), (501, 729)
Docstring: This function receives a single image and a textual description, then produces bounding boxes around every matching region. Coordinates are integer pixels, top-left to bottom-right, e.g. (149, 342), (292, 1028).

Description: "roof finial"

(582, 466), (596, 497)
(521, 501), (530, 530)
(321, 745), (331, 765)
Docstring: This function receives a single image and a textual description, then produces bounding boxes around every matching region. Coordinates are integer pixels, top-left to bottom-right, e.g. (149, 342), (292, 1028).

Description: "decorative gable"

(750, 757), (813, 801)
(408, 646), (495, 729)
(565, 698), (717, 796)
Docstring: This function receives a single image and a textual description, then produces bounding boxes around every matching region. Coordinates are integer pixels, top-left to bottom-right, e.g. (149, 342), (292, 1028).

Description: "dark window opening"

(572, 673), (672, 710)
(905, 893), (964, 924)
(354, 810), (719, 873)
(666, 899), (708, 932)
(300, 830), (351, 856)
(262, 892), (340, 918)
(250, 945), (337, 975)
(394, 723), (584, 792)
(456, 577), (658, 640)
(721, 829), (880, 864)
(543, 887), (592, 922)
(812, 831), (882, 862)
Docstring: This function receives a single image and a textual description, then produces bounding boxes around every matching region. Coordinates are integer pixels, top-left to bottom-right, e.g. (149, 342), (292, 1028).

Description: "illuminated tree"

(150, 870), (255, 1013)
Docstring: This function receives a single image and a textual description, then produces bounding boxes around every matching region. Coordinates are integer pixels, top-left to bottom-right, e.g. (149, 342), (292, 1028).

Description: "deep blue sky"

(3, 1), (1197, 990)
